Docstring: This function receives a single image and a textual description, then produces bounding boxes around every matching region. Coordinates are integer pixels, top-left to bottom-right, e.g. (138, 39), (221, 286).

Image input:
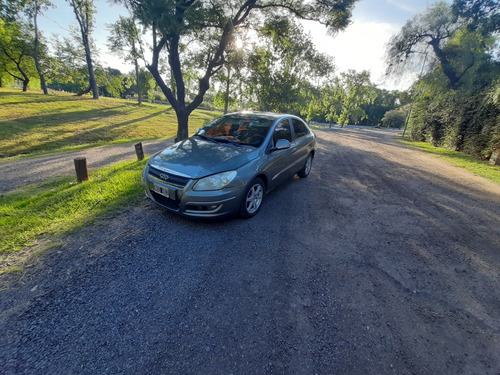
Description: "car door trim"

(271, 154), (307, 181)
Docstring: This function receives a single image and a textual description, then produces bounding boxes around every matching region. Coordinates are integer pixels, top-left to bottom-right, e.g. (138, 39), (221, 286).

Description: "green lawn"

(0, 88), (220, 273)
(0, 160), (147, 274)
(398, 138), (500, 185)
(0, 88), (217, 159)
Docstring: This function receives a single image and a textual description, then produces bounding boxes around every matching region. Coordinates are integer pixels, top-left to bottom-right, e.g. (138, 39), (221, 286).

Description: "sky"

(38, 0), (448, 91)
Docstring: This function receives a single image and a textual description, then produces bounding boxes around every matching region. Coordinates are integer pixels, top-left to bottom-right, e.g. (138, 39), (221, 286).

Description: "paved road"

(0, 139), (174, 194)
(1, 129), (500, 374)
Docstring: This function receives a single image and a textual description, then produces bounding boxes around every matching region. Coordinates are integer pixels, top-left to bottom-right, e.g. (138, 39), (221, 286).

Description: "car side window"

(292, 118), (309, 139)
(272, 119), (293, 145)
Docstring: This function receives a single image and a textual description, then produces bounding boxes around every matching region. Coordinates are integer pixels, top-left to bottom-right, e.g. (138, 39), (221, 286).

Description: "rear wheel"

(298, 153), (313, 178)
(240, 177), (265, 218)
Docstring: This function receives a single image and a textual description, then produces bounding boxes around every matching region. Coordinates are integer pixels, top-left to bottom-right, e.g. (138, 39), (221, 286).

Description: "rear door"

(290, 117), (311, 173)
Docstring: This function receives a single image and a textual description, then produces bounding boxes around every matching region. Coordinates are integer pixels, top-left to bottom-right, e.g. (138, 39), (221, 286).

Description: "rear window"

(292, 118), (309, 139)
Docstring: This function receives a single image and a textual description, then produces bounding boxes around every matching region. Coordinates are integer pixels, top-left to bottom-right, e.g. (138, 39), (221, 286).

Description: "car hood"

(149, 137), (259, 179)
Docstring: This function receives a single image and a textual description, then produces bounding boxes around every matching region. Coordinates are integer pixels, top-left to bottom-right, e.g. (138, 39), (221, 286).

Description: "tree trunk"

(71, 1), (99, 100)
(77, 86), (92, 96)
(33, 12), (48, 95)
(84, 47), (99, 99)
(147, 39), (191, 142)
(224, 65), (231, 114)
(429, 40), (460, 90)
(134, 58), (142, 105)
(16, 62), (30, 92)
(175, 109), (190, 142)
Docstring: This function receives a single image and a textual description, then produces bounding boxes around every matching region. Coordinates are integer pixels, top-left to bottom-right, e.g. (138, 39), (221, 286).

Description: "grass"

(0, 159), (148, 274)
(398, 138), (500, 185)
(0, 88), (221, 274)
(0, 88), (217, 160)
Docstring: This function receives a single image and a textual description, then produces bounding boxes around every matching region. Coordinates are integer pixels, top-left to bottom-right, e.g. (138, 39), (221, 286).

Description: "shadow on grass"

(0, 108), (168, 158)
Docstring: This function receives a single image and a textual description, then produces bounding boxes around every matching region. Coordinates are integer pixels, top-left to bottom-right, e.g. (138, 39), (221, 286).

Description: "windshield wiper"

(211, 137), (242, 147)
(195, 134), (218, 143)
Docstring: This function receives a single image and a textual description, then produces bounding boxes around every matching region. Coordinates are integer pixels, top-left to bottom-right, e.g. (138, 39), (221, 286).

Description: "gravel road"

(0, 139), (174, 194)
(1, 129), (500, 374)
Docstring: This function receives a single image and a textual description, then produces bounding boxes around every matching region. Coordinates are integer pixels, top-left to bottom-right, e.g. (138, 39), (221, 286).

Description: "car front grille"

(149, 166), (190, 188)
(151, 191), (181, 211)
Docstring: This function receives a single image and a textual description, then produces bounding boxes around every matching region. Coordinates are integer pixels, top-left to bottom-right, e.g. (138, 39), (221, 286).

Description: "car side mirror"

(272, 139), (291, 152)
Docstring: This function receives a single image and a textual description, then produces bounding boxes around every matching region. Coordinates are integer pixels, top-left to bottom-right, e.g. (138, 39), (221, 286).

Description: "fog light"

(186, 204), (222, 212)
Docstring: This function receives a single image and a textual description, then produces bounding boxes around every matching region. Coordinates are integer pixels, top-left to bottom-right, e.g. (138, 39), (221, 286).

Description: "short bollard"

(74, 157), (88, 183)
(135, 142), (144, 161)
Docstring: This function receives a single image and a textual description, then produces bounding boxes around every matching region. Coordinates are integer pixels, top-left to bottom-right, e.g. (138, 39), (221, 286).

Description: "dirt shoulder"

(0, 139), (174, 194)
(1, 129), (499, 374)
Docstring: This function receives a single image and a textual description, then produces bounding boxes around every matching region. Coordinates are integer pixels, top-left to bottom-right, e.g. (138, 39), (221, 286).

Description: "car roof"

(224, 111), (297, 121)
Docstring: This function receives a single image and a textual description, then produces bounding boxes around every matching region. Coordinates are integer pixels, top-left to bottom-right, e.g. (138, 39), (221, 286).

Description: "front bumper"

(143, 166), (244, 218)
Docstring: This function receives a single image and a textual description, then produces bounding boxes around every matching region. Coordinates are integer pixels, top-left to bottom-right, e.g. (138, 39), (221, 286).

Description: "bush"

(382, 105), (410, 128)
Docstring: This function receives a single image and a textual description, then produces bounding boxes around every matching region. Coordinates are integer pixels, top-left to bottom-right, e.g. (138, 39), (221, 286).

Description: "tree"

(119, 0), (357, 141)
(387, 2), (468, 89)
(306, 84), (343, 126)
(216, 37), (246, 113)
(49, 33), (88, 92)
(0, 0), (21, 20)
(23, 0), (53, 95)
(67, 0), (99, 99)
(360, 88), (404, 126)
(382, 105), (410, 128)
(336, 70), (377, 126)
(246, 17), (335, 115)
(136, 68), (156, 101)
(107, 16), (144, 104)
(453, 0), (500, 35)
(0, 20), (37, 91)
(93, 67), (132, 98)
(388, 0), (500, 158)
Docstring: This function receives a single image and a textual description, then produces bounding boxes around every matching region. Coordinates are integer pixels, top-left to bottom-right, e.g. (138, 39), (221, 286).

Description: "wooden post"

(74, 157), (88, 183)
(135, 142), (144, 161)
(490, 148), (500, 166)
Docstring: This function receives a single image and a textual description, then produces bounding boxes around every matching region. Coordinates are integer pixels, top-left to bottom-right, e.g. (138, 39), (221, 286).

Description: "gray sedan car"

(143, 111), (316, 218)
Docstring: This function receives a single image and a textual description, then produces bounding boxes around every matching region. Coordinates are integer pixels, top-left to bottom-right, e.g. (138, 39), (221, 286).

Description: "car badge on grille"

(159, 173), (169, 181)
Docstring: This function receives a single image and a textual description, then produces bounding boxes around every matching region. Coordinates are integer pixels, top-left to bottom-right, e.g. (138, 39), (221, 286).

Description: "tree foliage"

(335, 70), (377, 125)
(453, 0), (500, 35)
(67, 0), (99, 99)
(22, 0), (53, 94)
(118, 0), (358, 140)
(387, 1), (499, 90)
(382, 105), (410, 128)
(107, 15), (144, 103)
(361, 89), (410, 126)
(387, 2), (465, 89)
(246, 17), (334, 115)
(394, 0), (500, 158)
(0, 19), (38, 91)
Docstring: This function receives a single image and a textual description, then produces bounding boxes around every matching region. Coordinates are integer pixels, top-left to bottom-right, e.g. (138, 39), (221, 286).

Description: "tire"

(239, 177), (265, 218)
(298, 153), (313, 178)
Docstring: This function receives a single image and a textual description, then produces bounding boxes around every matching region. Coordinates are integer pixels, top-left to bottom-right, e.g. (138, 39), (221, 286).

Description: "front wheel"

(298, 154), (313, 178)
(240, 177), (265, 218)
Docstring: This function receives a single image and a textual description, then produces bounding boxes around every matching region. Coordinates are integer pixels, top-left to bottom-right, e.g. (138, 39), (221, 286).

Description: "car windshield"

(196, 114), (273, 147)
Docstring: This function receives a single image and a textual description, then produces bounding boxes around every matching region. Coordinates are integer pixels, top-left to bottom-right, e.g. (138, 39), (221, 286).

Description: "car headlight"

(193, 171), (237, 191)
